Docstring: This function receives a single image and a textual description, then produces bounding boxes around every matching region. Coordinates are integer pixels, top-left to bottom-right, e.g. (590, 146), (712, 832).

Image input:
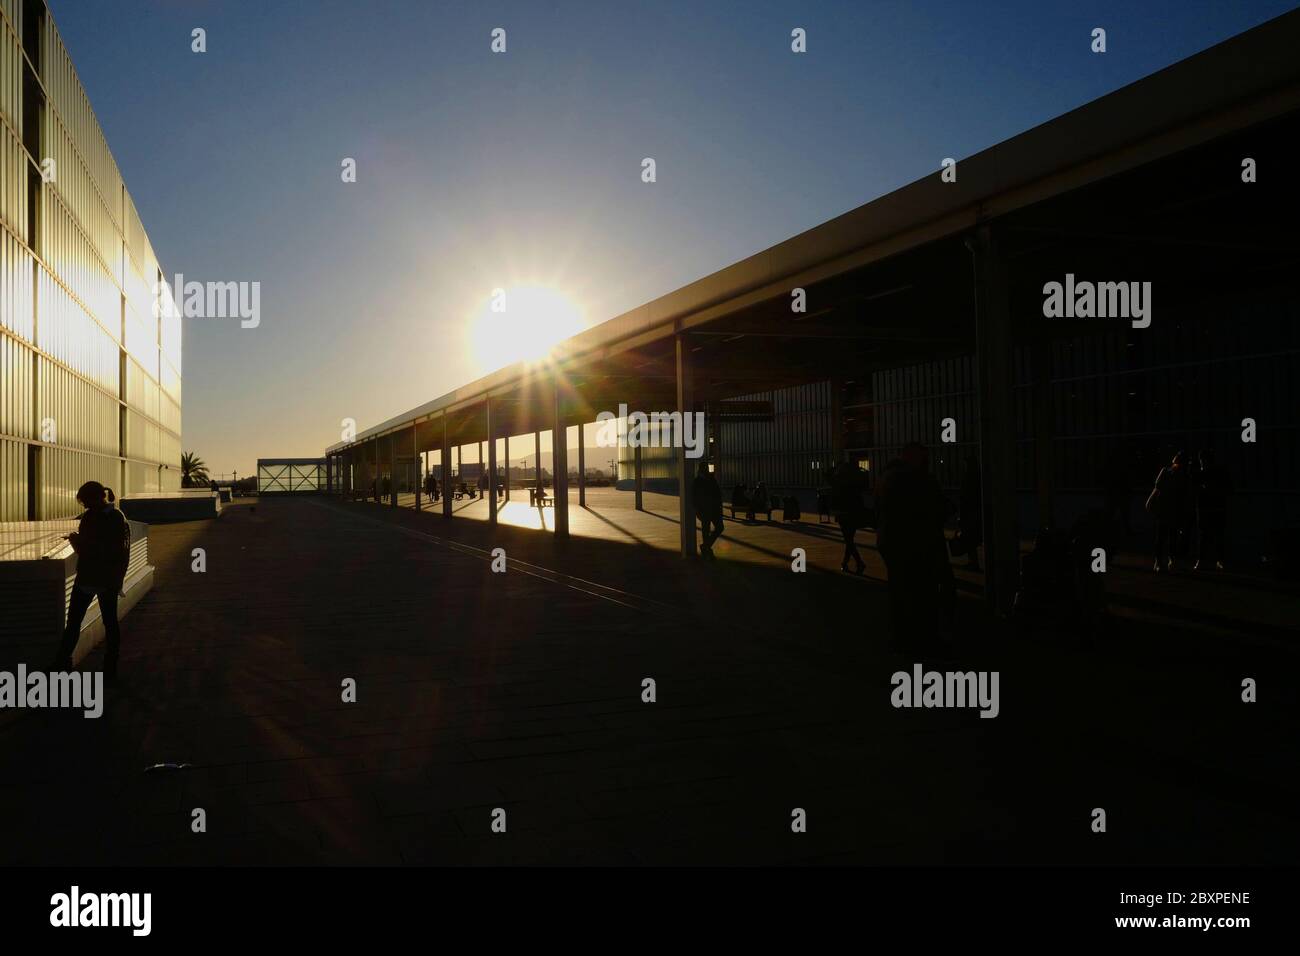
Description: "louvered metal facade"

(0, 0), (180, 522)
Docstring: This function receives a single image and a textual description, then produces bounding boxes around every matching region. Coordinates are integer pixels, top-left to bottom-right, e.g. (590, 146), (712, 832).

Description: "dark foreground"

(0, 497), (1295, 865)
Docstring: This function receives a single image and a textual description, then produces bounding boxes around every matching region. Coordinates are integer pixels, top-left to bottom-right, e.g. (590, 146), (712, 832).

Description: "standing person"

(1102, 447), (1133, 535)
(1195, 449), (1232, 571)
(1179, 452), (1202, 561)
(691, 460), (724, 560)
(830, 459), (868, 574)
(732, 483), (749, 517)
(958, 454), (983, 571)
(52, 482), (131, 680)
(876, 444), (947, 648)
(1146, 450), (1188, 572)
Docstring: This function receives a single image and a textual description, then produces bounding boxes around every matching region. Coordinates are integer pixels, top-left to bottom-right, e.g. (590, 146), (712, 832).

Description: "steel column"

(486, 398), (498, 527)
(676, 334), (697, 558)
(971, 225), (1019, 614)
(442, 416), (453, 519)
(553, 387), (569, 539)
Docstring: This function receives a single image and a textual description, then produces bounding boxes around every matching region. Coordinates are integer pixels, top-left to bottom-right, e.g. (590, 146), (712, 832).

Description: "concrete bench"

(0, 519), (154, 658)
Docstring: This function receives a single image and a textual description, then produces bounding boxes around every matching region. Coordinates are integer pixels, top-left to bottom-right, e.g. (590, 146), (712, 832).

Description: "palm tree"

(181, 451), (210, 488)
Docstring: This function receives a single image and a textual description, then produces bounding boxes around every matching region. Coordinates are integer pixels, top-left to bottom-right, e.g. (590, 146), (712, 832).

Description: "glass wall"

(0, 0), (180, 521)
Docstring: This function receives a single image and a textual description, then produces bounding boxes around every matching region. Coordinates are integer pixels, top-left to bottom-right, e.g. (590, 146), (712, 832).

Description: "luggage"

(782, 496), (800, 521)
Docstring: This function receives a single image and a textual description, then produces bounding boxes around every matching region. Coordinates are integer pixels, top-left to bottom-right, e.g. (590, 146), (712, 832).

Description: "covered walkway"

(327, 14), (1300, 617)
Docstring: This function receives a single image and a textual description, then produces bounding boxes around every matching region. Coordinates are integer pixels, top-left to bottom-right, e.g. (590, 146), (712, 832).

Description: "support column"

(1032, 336), (1054, 532)
(577, 425), (586, 507)
(534, 429), (541, 491)
(971, 225), (1018, 614)
(389, 433), (398, 507)
(711, 405), (721, 486)
(486, 398), (498, 527)
(504, 435), (510, 500)
(373, 437), (381, 503)
(676, 334), (697, 558)
(831, 376), (844, 466)
(634, 444), (644, 511)
(553, 386), (569, 539)
(412, 425), (421, 511)
(441, 416), (453, 519)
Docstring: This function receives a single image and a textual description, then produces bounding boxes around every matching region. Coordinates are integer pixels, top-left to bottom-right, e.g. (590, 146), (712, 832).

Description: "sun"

(468, 284), (588, 373)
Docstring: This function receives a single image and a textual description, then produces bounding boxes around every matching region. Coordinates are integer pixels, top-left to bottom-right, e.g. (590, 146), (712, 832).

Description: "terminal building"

(1, 0), (176, 645)
(326, 12), (1300, 608)
(1, 0), (181, 522)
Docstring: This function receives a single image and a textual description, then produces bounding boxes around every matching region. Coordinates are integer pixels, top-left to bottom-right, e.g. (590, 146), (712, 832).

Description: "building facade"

(257, 458), (325, 494)
(0, 0), (180, 522)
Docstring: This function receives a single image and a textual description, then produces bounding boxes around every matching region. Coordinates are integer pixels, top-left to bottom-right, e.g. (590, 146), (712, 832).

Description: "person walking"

(1146, 450), (1189, 572)
(876, 444), (948, 648)
(52, 482), (131, 680)
(1195, 448), (1232, 571)
(691, 460), (725, 559)
(958, 454), (983, 571)
(1102, 448), (1133, 536)
(830, 459), (868, 574)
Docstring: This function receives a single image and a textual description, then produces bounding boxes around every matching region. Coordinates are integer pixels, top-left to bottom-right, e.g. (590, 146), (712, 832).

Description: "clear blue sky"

(49, 0), (1299, 477)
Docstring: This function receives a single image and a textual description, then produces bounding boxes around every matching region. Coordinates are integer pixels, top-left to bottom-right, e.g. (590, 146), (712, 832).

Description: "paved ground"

(409, 484), (1298, 636)
(0, 494), (1295, 865)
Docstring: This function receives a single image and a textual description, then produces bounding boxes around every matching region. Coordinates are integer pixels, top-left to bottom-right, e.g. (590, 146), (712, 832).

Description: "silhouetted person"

(749, 481), (769, 521)
(1147, 450), (1188, 572)
(1102, 448), (1133, 535)
(692, 460), (724, 559)
(1070, 507), (1112, 629)
(732, 483), (749, 514)
(830, 460), (868, 574)
(958, 454), (983, 571)
(877, 444), (948, 648)
(1195, 449), (1232, 571)
(1179, 452), (1202, 561)
(477, 471), (489, 498)
(52, 482), (131, 680)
